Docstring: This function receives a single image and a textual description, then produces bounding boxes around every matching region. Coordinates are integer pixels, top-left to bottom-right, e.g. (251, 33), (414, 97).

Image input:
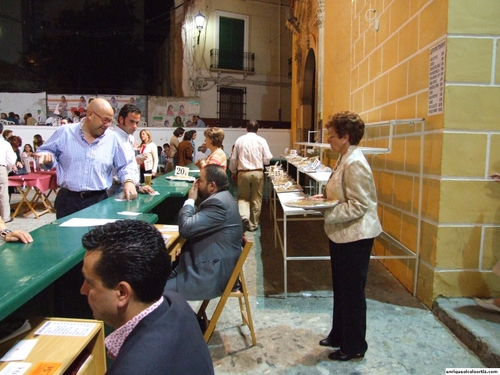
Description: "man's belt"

(60, 187), (107, 199)
(239, 169), (263, 172)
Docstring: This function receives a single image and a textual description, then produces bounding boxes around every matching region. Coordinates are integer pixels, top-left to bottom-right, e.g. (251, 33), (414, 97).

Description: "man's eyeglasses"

(92, 111), (113, 124)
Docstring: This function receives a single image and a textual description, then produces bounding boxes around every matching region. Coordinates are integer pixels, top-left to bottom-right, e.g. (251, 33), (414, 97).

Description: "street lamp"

(195, 11), (205, 45)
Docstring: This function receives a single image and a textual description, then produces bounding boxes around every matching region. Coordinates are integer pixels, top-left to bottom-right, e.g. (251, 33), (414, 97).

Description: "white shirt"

(0, 138), (17, 169)
(230, 131), (273, 173)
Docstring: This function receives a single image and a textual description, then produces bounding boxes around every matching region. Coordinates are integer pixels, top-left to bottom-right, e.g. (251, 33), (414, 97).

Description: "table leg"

(23, 188), (52, 218)
(12, 187), (39, 218)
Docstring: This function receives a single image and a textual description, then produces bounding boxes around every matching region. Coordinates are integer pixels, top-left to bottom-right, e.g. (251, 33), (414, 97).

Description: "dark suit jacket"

(165, 190), (242, 301)
(107, 291), (214, 375)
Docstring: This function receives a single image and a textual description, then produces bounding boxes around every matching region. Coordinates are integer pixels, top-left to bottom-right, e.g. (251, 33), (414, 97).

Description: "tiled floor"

(7, 192), (489, 374)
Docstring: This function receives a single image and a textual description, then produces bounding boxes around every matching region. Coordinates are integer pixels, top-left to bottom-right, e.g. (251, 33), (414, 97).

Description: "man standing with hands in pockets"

(37, 98), (138, 219)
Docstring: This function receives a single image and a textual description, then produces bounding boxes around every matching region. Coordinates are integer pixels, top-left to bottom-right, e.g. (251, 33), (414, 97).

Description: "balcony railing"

(210, 49), (255, 73)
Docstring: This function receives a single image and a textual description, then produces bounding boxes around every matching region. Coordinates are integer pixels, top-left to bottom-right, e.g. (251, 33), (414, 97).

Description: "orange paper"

(28, 362), (62, 375)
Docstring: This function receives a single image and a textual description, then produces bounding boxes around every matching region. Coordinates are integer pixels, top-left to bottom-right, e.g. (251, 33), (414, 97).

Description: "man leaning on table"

(36, 98), (138, 219)
(108, 103), (154, 196)
(81, 220), (214, 375)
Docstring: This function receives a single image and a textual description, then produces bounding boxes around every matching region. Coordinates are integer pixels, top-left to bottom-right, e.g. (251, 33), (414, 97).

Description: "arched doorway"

(299, 48), (317, 142)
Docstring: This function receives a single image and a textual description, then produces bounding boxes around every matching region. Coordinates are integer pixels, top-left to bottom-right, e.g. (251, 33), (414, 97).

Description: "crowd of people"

(1, 107), (499, 374)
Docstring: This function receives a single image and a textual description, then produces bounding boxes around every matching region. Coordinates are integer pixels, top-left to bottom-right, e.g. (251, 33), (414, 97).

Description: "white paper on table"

(59, 218), (118, 227)
(188, 169), (200, 173)
(117, 211), (141, 216)
(158, 225), (179, 232)
(34, 321), (96, 337)
(0, 362), (32, 374)
(0, 340), (37, 362)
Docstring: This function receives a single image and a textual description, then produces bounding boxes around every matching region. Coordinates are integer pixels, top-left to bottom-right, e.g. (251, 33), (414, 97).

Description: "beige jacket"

(138, 142), (158, 172)
(324, 146), (382, 243)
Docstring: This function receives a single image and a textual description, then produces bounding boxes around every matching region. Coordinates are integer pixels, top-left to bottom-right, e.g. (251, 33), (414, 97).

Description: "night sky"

(0, 0), (174, 95)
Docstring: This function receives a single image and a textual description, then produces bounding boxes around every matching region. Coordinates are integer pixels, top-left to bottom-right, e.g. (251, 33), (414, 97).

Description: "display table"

(0, 165), (199, 322)
(273, 191), (324, 297)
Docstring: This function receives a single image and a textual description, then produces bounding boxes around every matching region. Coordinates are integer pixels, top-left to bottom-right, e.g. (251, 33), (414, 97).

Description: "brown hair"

(204, 127), (225, 147)
(325, 111), (365, 145)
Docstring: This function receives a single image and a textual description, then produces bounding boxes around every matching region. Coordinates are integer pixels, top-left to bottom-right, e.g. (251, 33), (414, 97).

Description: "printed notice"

(27, 362), (61, 375)
(34, 321), (96, 337)
(0, 362), (32, 375)
(428, 40), (446, 116)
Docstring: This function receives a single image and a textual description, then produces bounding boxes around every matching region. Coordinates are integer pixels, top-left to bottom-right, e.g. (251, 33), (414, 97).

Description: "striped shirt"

(205, 148), (227, 170)
(37, 122), (136, 191)
(112, 126), (140, 184)
(229, 132), (273, 173)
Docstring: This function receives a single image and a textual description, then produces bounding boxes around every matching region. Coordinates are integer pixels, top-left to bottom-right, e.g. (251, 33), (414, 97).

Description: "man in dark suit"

(164, 164), (243, 301)
(80, 220), (214, 375)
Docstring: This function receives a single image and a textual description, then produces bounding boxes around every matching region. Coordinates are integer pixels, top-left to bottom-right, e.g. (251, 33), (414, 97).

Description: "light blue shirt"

(37, 122), (136, 191)
(195, 118), (206, 128)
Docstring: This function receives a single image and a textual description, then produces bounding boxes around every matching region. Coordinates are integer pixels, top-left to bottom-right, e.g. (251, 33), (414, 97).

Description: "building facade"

(168, 0), (292, 128)
(289, 0), (500, 307)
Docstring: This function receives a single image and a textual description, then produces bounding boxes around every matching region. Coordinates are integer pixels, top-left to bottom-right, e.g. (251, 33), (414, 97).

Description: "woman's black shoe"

(319, 338), (340, 347)
(328, 349), (364, 361)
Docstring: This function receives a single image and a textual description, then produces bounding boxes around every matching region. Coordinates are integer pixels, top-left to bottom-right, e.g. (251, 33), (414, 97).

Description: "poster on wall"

(46, 94), (147, 122)
(428, 40), (446, 116)
(148, 96), (200, 127)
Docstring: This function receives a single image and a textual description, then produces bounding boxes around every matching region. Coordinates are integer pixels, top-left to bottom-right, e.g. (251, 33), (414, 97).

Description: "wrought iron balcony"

(210, 49), (255, 74)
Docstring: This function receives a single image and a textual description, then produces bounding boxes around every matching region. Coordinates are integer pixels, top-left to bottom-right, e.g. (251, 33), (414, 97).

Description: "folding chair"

(197, 238), (257, 346)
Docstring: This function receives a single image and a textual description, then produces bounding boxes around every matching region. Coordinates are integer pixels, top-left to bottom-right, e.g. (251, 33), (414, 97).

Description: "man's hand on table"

(122, 181), (138, 201)
(5, 230), (33, 244)
(138, 185), (155, 194)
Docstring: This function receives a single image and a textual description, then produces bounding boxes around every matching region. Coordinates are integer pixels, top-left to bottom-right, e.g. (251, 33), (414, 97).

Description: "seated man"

(80, 220), (214, 375)
(164, 164), (243, 300)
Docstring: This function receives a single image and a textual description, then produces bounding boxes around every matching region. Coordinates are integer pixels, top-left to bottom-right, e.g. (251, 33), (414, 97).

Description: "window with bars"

(217, 86), (246, 128)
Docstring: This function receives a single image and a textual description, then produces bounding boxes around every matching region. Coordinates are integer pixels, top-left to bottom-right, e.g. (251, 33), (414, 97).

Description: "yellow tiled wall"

(291, 0), (500, 307)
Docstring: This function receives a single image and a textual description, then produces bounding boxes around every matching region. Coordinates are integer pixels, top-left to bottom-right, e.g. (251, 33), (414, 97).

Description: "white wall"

(10, 126), (292, 160)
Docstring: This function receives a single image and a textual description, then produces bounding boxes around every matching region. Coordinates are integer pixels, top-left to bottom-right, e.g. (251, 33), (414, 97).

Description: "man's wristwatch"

(1, 229), (12, 238)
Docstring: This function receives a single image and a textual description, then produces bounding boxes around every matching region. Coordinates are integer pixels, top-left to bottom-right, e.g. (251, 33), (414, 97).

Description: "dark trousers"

(55, 188), (108, 219)
(53, 188), (108, 318)
(328, 238), (373, 355)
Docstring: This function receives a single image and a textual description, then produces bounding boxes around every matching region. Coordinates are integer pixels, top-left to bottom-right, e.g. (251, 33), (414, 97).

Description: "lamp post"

(195, 11), (205, 45)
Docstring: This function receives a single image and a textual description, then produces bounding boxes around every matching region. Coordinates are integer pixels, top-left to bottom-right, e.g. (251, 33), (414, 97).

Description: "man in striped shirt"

(230, 120), (273, 232)
(37, 98), (138, 219)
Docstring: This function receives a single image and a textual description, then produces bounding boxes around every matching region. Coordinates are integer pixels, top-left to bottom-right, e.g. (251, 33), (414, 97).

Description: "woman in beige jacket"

(311, 111), (382, 361)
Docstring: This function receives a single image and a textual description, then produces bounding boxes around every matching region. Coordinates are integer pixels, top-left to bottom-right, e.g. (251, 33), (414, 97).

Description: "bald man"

(37, 98), (138, 219)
